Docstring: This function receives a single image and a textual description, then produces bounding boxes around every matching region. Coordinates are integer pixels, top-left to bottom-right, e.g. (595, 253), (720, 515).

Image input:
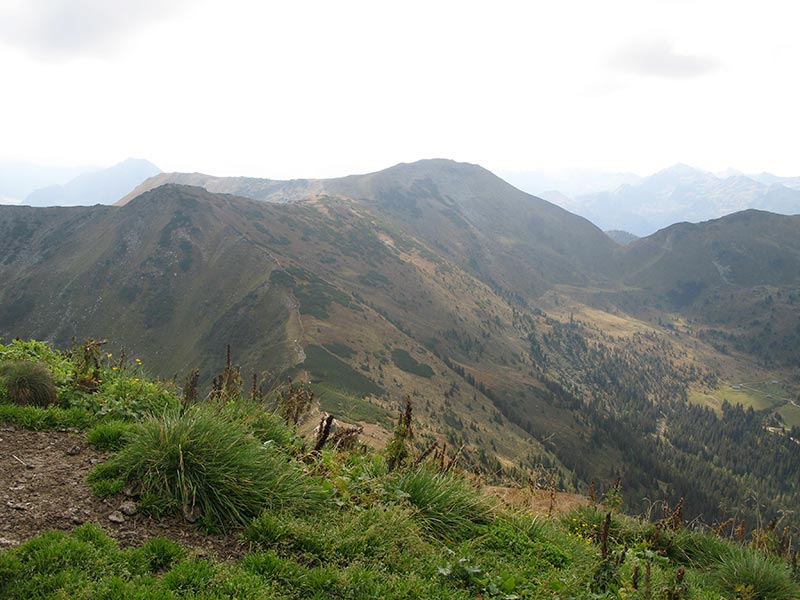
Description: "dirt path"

(0, 427), (246, 560)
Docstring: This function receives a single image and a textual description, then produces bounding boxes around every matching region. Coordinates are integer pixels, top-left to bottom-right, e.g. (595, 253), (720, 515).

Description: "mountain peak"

(655, 163), (709, 178)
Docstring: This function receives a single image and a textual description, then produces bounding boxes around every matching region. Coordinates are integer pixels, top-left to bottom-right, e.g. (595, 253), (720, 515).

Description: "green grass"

(323, 341), (356, 359)
(315, 383), (393, 426)
(218, 398), (297, 448)
(691, 381), (790, 413)
(391, 348), (434, 378)
(2, 339), (799, 599)
(387, 467), (494, 541)
(0, 402), (94, 430)
(0, 360), (57, 407)
(778, 402), (800, 428)
(302, 344), (384, 398)
(94, 405), (328, 529)
(711, 545), (800, 599)
(86, 419), (133, 451)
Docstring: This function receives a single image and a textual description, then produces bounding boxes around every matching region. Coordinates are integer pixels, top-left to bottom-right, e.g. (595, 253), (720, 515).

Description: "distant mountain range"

(0, 160), (91, 204)
(2, 159), (800, 527)
(24, 158), (160, 206)
(513, 164), (800, 236)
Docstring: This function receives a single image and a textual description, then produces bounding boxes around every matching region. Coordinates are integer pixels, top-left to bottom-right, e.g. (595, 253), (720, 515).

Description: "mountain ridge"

(3, 163), (800, 527)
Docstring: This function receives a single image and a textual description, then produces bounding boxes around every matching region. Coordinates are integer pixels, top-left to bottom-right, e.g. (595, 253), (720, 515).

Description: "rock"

(66, 445), (82, 456)
(123, 481), (142, 498)
(0, 537), (19, 547)
(6, 502), (28, 511)
(119, 501), (138, 516)
(71, 515), (86, 525)
(182, 505), (200, 523)
(108, 511), (125, 523)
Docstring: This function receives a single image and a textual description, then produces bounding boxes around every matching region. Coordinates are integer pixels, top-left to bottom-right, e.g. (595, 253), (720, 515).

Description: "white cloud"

(0, 1), (798, 177)
(0, 0), (193, 60)
(610, 38), (721, 79)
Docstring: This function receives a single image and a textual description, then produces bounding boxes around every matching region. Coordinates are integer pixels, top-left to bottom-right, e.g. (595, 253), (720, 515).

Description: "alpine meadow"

(3, 1), (800, 597)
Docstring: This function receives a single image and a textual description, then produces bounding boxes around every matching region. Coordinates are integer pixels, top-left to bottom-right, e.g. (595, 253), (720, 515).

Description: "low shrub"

(0, 361), (57, 407)
(102, 405), (328, 528)
(70, 375), (180, 421)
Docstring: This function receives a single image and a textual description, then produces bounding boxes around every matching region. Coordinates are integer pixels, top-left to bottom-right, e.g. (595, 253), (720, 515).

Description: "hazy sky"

(1, 0), (798, 179)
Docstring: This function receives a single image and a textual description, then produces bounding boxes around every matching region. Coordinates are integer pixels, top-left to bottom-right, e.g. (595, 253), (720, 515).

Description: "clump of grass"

(139, 537), (184, 572)
(665, 528), (735, 567)
(711, 545), (800, 600)
(388, 467), (493, 540)
(100, 405), (327, 528)
(0, 361), (57, 407)
(219, 399), (296, 448)
(86, 419), (133, 451)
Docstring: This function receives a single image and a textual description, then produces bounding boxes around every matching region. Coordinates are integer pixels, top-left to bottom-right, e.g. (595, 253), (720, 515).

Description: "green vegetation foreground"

(0, 339), (798, 599)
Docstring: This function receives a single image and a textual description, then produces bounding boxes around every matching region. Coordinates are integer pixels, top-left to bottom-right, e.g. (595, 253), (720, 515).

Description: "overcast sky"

(1, 0), (798, 179)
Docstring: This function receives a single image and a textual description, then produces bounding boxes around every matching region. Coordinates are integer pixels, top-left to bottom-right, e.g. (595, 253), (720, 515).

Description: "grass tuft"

(87, 419), (133, 451)
(100, 405), (328, 528)
(140, 537), (185, 572)
(387, 467), (494, 540)
(0, 361), (57, 407)
(712, 545), (800, 600)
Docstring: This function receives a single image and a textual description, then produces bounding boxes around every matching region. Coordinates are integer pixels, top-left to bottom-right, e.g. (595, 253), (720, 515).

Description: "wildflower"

(107, 353), (113, 359)
(135, 358), (142, 365)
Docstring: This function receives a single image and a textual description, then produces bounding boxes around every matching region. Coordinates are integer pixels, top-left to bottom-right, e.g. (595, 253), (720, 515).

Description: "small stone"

(182, 505), (200, 523)
(108, 511), (125, 523)
(6, 502), (28, 511)
(123, 481), (142, 498)
(71, 515), (86, 525)
(66, 445), (81, 456)
(0, 537), (19, 547)
(119, 501), (138, 516)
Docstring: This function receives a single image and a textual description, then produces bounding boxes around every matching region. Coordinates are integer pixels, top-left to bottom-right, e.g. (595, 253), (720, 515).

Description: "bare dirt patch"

(0, 427), (246, 560)
(485, 485), (591, 515)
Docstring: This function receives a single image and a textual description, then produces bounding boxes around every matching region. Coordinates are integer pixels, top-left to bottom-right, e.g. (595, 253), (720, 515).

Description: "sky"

(1, 0), (799, 180)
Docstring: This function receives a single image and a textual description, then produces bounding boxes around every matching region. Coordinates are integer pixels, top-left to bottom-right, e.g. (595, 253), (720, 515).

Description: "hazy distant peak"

(715, 167), (744, 178)
(25, 157), (161, 206)
(653, 163), (711, 178)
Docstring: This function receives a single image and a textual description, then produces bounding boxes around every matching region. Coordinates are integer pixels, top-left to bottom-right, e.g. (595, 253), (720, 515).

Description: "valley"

(2, 160), (799, 529)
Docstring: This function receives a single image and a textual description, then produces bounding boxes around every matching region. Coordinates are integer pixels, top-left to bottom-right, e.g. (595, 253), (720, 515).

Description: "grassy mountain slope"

(3, 162), (800, 528)
(122, 159), (618, 296)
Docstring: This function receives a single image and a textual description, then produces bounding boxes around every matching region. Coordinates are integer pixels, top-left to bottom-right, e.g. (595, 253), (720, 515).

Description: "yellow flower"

(107, 353), (113, 358)
(135, 358), (142, 365)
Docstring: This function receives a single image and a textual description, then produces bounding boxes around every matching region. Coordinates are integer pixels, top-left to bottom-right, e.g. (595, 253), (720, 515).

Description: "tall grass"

(103, 405), (328, 528)
(711, 545), (800, 600)
(388, 467), (493, 540)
